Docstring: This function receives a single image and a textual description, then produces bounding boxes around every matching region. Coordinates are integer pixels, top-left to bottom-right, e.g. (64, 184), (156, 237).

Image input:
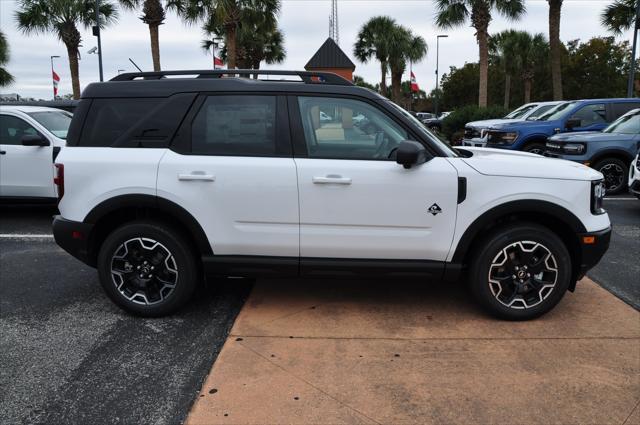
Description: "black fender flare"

(589, 149), (633, 167)
(84, 194), (212, 255)
(451, 199), (586, 263)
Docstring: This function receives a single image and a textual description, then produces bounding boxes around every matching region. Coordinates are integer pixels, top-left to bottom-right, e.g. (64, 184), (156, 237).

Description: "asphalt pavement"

(0, 197), (637, 424)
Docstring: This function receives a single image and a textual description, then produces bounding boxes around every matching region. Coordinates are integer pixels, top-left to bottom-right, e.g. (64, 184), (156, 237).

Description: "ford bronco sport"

(53, 70), (611, 320)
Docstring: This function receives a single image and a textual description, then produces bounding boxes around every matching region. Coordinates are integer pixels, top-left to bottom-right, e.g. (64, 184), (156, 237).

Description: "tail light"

(54, 163), (64, 200)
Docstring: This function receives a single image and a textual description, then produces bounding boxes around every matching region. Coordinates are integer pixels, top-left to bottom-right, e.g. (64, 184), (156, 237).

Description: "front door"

(291, 95), (459, 262)
(0, 114), (55, 198)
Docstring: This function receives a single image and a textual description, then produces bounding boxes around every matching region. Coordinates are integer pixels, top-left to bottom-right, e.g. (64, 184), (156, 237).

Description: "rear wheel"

(594, 158), (628, 195)
(97, 221), (200, 317)
(469, 223), (572, 320)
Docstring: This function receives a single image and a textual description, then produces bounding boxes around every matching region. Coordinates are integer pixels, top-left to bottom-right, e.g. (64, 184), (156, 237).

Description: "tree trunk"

(225, 24), (237, 69)
(391, 69), (402, 104)
(548, 0), (563, 100)
(380, 60), (388, 97)
(504, 73), (511, 109)
(65, 43), (81, 100)
(149, 24), (161, 71)
(477, 29), (489, 107)
(524, 78), (532, 103)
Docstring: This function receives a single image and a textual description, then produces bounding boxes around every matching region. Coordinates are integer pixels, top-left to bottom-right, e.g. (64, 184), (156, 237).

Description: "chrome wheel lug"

(512, 274), (516, 279)
(137, 266), (141, 270)
(139, 274), (144, 278)
(150, 266), (155, 270)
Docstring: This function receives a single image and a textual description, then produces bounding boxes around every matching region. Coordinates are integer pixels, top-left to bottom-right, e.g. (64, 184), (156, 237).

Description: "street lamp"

(93, 0), (104, 81)
(117, 69), (125, 75)
(434, 34), (448, 116)
(50, 55), (60, 100)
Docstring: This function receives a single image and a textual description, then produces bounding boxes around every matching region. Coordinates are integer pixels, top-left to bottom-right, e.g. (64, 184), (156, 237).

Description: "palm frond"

(601, 0), (637, 35)
(434, 0), (470, 29)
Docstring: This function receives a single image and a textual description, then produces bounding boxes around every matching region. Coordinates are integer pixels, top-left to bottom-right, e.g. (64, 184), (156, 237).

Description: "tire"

(97, 221), (200, 317)
(593, 157), (628, 195)
(469, 223), (572, 321)
(524, 143), (546, 155)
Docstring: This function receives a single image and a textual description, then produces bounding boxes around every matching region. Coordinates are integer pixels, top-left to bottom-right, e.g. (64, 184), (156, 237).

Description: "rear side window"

(611, 102), (640, 120)
(191, 95), (278, 156)
(80, 98), (161, 147)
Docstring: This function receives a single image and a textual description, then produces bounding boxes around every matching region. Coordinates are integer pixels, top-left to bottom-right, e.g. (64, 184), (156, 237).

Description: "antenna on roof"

(329, 0), (339, 45)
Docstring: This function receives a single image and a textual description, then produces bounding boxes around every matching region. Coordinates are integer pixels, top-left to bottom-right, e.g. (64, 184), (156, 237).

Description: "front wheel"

(469, 223), (572, 320)
(524, 143), (546, 155)
(97, 221), (200, 317)
(594, 158), (628, 195)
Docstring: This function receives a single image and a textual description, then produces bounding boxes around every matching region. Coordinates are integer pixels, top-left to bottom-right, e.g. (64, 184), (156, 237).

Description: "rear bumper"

(576, 227), (611, 278)
(53, 215), (95, 267)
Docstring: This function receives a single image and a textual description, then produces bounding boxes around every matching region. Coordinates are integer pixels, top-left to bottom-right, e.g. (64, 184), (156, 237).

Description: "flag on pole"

(410, 71), (419, 92)
(52, 70), (60, 97)
(214, 56), (224, 68)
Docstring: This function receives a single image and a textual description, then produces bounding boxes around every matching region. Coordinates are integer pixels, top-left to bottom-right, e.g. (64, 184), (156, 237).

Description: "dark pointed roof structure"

(305, 38), (355, 71)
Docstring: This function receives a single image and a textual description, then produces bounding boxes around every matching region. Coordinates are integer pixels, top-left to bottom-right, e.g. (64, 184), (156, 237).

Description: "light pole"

(627, 1), (640, 97)
(434, 34), (448, 116)
(50, 55), (60, 100)
(93, 0), (104, 81)
(117, 69), (125, 75)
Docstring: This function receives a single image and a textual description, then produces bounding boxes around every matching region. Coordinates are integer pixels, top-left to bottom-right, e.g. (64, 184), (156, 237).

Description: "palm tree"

(16, 0), (118, 99)
(353, 16), (396, 96)
(181, 0), (280, 69)
(118, 0), (184, 72)
(0, 31), (14, 87)
(601, 0), (638, 33)
(435, 0), (526, 107)
(387, 26), (427, 104)
(547, 0), (564, 100)
(516, 32), (548, 103)
(489, 30), (521, 109)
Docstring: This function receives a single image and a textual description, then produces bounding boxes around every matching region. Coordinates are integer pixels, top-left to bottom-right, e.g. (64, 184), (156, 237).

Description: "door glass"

(297, 96), (411, 160)
(0, 115), (39, 145)
(191, 95), (278, 156)
(568, 103), (606, 127)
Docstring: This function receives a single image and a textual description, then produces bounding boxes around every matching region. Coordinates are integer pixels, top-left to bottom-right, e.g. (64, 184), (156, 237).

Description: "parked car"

(0, 105), (71, 200)
(53, 69), (610, 320)
(485, 98), (640, 154)
(545, 108), (640, 194)
(422, 111), (453, 132)
(629, 148), (640, 199)
(416, 112), (435, 121)
(462, 101), (561, 147)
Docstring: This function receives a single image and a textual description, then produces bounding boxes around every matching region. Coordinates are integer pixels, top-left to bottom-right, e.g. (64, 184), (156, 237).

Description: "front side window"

(0, 115), (39, 145)
(538, 101), (578, 121)
(604, 109), (640, 134)
(297, 96), (411, 160)
(191, 95), (277, 156)
(568, 103), (606, 127)
(506, 104), (536, 119)
(526, 104), (555, 120)
(28, 111), (72, 139)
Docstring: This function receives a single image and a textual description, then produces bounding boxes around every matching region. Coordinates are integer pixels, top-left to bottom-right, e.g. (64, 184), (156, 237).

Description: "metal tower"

(329, 0), (339, 45)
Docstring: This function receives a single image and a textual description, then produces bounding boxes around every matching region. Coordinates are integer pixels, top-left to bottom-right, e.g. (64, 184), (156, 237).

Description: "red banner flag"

(52, 70), (60, 97)
(214, 56), (224, 68)
(410, 71), (419, 92)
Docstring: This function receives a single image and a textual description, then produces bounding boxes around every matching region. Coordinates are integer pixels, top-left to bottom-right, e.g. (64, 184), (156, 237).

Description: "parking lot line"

(0, 234), (54, 238)
(605, 197), (636, 201)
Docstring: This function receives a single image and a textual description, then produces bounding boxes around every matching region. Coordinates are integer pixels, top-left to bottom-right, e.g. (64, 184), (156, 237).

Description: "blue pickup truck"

(484, 98), (640, 154)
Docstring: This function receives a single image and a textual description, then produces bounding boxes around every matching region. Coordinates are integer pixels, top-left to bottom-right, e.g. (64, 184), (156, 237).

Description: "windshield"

(526, 104), (556, 120)
(385, 101), (458, 157)
(27, 110), (72, 139)
(505, 104), (535, 119)
(537, 101), (578, 121)
(603, 109), (640, 134)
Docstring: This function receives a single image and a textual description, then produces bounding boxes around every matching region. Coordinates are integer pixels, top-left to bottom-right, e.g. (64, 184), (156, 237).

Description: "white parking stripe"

(605, 198), (636, 201)
(0, 234), (54, 238)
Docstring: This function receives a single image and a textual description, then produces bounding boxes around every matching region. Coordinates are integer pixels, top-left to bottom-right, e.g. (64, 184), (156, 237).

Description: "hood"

(488, 120), (552, 131)
(466, 118), (522, 129)
(459, 147), (602, 181)
(549, 131), (636, 143)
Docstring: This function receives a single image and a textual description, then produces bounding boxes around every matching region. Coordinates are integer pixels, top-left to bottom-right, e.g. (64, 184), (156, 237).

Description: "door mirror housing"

(21, 134), (50, 146)
(396, 140), (429, 169)
(565, 118), (581, 130)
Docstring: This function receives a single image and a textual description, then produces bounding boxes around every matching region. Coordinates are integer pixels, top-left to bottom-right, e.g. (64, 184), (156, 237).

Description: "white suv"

(0, 105), (71, 200)
(53, 70), (611, 320)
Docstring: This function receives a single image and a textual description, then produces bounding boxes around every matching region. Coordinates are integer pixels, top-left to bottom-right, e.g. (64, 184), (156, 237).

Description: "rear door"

(0, 113), (55, 198)
(157, 94), (299, 260)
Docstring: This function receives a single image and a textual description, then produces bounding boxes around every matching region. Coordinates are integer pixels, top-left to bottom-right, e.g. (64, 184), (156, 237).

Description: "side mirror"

(396, 140), (429, 169)
(565, 118), (581, 130)
(21, 134), (50, 146)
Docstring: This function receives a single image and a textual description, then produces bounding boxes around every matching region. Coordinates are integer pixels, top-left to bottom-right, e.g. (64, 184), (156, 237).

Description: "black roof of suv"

(82, 70), (382, 100)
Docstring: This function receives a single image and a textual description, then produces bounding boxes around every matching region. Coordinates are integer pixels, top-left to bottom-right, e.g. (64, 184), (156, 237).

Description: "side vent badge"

(428, 203), (442, 216)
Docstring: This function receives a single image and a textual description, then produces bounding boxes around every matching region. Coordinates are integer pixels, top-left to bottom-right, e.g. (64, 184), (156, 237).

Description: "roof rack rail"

(110, 69), (354, 86)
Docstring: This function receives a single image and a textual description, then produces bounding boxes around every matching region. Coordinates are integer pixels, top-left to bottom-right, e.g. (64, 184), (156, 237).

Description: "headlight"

(563, 143), (585, 154)
(501, 132), (518, 143)
(591, 180), (606, 215)
(488, 131), (518, 144)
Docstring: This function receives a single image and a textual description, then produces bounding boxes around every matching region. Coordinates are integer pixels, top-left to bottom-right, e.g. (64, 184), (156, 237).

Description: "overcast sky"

(0, 0), (634, 99)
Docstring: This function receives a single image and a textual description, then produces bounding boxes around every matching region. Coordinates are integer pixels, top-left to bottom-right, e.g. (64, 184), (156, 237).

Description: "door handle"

(178, 172), (215, 181)
(312, 175), (352, 185)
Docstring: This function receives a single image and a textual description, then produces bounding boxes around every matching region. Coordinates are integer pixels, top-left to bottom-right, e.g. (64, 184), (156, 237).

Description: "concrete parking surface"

(1, 197), (638, 424)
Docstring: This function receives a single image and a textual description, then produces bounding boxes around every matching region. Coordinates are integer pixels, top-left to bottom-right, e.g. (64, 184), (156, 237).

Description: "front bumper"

(576, 227), (611, 279)
(53, 215), (95, 267)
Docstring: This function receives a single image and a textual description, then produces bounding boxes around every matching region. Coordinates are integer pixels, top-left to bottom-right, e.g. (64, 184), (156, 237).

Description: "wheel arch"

(518, 134), (549, 150)
(451, 200), (586, 288)
(590, 149), (633, 167)
(84, 194), (212, 266)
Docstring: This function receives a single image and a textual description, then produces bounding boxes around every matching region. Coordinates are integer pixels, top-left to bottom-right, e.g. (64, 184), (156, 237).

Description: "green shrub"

(441, 105), (509, 143)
